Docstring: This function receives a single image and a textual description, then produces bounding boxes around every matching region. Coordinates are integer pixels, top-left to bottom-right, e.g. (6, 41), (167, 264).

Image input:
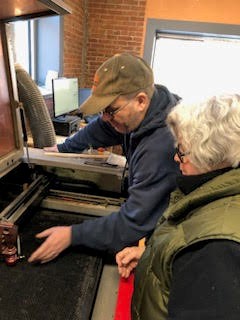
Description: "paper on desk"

(106, 153), (126, 167)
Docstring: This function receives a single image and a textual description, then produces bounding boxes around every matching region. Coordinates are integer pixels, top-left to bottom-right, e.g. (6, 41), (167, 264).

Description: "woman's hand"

(116, 246), (145, 278)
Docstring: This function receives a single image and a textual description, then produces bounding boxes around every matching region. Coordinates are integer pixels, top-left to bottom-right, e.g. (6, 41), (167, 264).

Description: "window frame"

(9, 15), (62, 86)
(143, 19), (240, 65)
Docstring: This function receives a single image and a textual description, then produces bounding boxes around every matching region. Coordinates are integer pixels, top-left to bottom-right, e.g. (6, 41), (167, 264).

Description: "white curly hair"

(167, 93), (240, 172)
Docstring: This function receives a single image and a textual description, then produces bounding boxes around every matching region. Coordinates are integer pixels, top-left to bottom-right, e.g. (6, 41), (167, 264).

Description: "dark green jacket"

(132, 168), (240, 320)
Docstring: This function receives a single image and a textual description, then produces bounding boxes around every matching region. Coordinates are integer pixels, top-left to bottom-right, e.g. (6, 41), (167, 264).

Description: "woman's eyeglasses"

(175, 145), (190, 163)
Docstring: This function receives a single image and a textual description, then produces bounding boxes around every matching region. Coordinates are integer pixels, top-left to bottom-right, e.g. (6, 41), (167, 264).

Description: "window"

(8, 16), (61, 87)
(10, 21), (30, 73)
(144, 19), (240, 101)
(152, 33), (240, 100)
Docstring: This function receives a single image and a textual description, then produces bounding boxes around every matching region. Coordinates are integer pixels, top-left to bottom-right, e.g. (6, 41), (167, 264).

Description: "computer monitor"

(52, 77), (79, 118)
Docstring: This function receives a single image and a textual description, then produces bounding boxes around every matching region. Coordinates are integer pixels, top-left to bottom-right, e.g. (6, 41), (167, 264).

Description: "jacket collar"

(176, 167), (232, 195)
(164, 167), (240, 222)
(131, 84), (180, 139)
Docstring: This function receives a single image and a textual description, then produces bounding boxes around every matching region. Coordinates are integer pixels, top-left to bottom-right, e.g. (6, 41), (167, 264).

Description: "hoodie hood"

(132, 84), (180, 139)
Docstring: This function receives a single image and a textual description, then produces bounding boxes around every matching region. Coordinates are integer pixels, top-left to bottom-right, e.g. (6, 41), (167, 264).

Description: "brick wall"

(63, 0), (85, 86)
(63, 0), (147, 88)
(86, 0), (147, 87)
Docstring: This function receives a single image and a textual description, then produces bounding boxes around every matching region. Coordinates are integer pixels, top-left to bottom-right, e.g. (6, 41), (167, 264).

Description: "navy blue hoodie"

(57, 85), (180, 252)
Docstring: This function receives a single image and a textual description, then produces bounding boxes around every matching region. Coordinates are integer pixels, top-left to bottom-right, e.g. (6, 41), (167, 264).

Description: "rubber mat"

(0, 209), (103, 320)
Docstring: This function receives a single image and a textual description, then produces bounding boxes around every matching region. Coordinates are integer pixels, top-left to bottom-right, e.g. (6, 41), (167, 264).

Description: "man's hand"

(28, 226), (72, 264)
(43, 144), (59, 153)
(116, 246), (145, 278)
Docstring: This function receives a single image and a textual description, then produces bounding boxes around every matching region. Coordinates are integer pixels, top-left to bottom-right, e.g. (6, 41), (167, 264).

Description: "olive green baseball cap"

(80, 53), (154, 115)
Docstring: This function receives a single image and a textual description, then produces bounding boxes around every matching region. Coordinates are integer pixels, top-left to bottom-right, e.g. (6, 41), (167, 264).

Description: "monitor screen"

(52, 78), (79, 118)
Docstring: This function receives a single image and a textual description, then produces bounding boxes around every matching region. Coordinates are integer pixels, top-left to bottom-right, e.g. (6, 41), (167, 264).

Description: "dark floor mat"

(0, 210), (103, 320)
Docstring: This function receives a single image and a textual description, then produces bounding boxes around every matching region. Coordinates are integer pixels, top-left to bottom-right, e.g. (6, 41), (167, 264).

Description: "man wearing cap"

(28, 53), (180, 264)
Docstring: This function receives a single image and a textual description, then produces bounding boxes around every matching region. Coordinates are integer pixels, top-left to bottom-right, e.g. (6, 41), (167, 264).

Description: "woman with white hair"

(116, 93), (240, 319)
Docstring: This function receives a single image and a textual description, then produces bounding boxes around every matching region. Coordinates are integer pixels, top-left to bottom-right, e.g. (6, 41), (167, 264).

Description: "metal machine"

(0, 1), (125, 319)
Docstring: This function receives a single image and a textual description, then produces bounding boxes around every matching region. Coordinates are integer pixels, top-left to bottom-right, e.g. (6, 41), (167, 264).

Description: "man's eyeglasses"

(100, 99), (132, 118)
(175, 145), (190, 163)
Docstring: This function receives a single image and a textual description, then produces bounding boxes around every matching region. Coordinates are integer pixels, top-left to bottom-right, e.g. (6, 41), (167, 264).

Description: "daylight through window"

(152, 33), (240, 101)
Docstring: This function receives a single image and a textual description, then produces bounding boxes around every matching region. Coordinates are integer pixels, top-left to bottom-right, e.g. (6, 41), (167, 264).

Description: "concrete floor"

(91, 264), (120, 320)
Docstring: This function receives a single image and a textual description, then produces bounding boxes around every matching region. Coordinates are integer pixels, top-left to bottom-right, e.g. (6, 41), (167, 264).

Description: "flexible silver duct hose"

(15, 64), (56, 148)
